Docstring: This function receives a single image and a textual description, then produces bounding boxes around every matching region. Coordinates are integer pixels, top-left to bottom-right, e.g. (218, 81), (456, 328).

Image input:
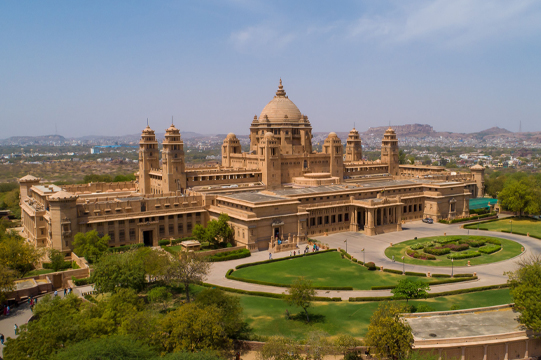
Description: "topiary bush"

(364, 262), (376, 270)
(478, 244), (501, 254)
(447, 250), (481, 260)
(208, 248), (251, 262)
(158, 239), (170, 246)
(443, 243), (469, 251)
(423, 247), (451, 256)
(407, 250), (436, 260)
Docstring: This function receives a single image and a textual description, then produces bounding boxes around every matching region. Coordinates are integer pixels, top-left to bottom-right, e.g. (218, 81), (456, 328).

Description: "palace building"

(19, 80), (485, 253)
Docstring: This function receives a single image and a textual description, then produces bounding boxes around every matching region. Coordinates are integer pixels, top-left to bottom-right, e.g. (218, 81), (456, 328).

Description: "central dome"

(259, 79), (302, 123)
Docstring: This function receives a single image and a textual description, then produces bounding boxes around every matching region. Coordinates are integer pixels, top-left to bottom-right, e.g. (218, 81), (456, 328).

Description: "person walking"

(0, 332), (5, 345)
(14, 324), (18, 335)
(6, 306), (9, 316)
(64, 288), (67, 296)
(54, 290), (58, 297)
(268, 252), (272, 260)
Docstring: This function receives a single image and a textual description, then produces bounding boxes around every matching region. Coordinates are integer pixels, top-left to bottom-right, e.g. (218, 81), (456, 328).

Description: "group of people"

(26, 296), (38, 310)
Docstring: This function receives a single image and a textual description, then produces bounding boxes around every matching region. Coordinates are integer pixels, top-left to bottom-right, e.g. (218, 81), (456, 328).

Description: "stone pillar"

(174, 215), (179, 237)
(504, 343), (508, 360)
(438, 349), (442, 360)
(525, 339), (529, 359)
(461, 347), (465, 360)
(483, 344), (488, 360)
(288, 233), (292, 242)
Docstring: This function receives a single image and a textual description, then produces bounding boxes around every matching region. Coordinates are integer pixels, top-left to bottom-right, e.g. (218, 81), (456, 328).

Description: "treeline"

(53, 173), (136, 185)
(0, 182), (20, 219)
(485, 170), (541, 216)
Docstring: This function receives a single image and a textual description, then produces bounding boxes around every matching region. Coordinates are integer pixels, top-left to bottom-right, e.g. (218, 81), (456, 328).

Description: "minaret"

(381, 127), (399, 176)
(162, 121), (186, 193)
(222, 133), (242, 168)
(138, 124), (159, 195)
(345, 127), (363, 162)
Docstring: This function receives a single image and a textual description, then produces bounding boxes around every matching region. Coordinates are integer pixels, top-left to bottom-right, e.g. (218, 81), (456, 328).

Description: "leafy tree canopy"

(72, 230), (110, 262)
(0, 228), (42, 277)
(286, 277), (316, 322)
(51, 335), (157, 360)
(365, 302), (413, 360)
(192, 213), (233, 246)
(507, 255), (541, 332)
(91, 250), (146, 293)
(391, 278), (430, 303)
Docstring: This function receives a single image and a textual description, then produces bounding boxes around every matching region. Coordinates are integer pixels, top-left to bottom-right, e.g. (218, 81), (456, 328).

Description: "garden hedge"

(478, 244), (501, 254)
(72, 277), (93, 286)
(108, 243), (144, 253)
(423, 247), (451, 256)
(383, 269), (403, 275)
(447, 250), (481, 260)
(431, 274), (452, 278)
(208, 248), (251, 262)
(158, 239), (171, 246)
(438, 212), (497, 224)
(199, 282), (342, 301)
(349, 283), (508, 301)
(235, 249), (336, 270)
(42, 261), (74, 271)
(364, 262), (377, 270)
(405, 271), (427, 277)
(369, 276), (477, 290)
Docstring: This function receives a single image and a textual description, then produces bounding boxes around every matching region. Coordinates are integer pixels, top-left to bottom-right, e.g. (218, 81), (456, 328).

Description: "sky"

(1, 0), (541, 138)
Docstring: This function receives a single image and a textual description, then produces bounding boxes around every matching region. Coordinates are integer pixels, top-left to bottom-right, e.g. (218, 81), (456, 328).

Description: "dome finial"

(276, 78), (286, 97)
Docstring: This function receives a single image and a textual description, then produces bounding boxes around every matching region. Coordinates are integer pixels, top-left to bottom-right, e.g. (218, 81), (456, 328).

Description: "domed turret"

(345, 127), (363, 162)
(259, 79), (303, 123)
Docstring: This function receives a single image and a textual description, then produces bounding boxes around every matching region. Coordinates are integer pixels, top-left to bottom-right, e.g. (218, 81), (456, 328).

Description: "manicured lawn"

(25, 268), (55, 277)
(464, 218), (541, 238)
(239, 288), (512, 339)
(231, 252), (447, 290)
(385, 235), (523, 267)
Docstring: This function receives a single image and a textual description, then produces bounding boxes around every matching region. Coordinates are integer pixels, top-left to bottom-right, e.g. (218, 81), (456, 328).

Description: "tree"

(0, 230), (42, 277)
(391, 278), (430, 303)
(91, 251), (146, 293)
(257, 336), (302, 360)
(286, 276), (316, 322)
(162, 351), (226, 360)
(334, 334), (361, 358)
(134, 247), (171, 280)
(407, 156), (416, 165)
(507, 255), (541, 332)
(305, 331), (335, 360)
(498, 178), (541, 216)
(196, 288), (247, 339)
(193, 213), (233, 247)
(48, 249), (66, 272)
(168, 252), (210, 303)
(160, 302), (232, 352)
(72, 230), (110, 262)
(365, 302), (413, 360)
(147, 286), (172, 310)
(0, 264), (16, 304)
(51, 335), (157, 360)
(398, 150), (407, 165)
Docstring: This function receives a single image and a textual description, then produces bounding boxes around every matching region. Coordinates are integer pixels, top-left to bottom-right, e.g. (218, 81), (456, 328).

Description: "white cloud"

(349, 0), (541, 48)
(229, 24), (296, 53)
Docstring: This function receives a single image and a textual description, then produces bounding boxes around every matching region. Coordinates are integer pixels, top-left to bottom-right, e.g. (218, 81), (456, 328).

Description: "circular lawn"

(384, 235), (523, 267)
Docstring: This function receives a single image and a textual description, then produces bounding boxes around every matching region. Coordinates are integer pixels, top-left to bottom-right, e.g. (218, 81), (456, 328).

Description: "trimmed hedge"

(171, 236), (197, 245)
(423, 247), (451, 256)
(199, 282), (342, 301)
(443, 243), (470, 251)
(407, 250), (436, 260)
(364, 262), (376, 270)
(369, 276), (477, 290)
(478, 244), (501, 254)
(72, 277), (92, 286)
(108, 243), (144, 253)
(431, 274), (452, 278)
(235, 249), (336, 270)
(208, 248), (251, 262)
(383, 268), (403, 275)
(447, 250), (481, 260)
(453, 273), (474, 278)
(42, 261), (73, 271)
(438, 212), (497, 224)
(405, 271), (426, 277)
(158, 239), (171, 246)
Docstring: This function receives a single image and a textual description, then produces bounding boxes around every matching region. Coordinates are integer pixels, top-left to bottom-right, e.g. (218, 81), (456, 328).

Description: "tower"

(138, 125), (159, 195)
(345, 127), (363, 162)
(259, 132), (281, 189)
(323, 132), (344, 182)
(470, 164), (485, 198)
(162, 123), (186, 193)
(381, 127), (399, 176)
(222, 133), (242, 168)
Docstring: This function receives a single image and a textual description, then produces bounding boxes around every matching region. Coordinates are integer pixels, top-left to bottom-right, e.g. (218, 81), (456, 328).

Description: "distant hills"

(2, 124), (541, 146)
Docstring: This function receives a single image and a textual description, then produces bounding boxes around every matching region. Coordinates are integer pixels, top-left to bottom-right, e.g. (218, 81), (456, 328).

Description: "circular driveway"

(206, 220), (540, 300)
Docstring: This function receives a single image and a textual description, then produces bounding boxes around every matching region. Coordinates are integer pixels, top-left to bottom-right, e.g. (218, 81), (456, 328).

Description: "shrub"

(478, 244), (501, 254)
(383, 268), (403, 275)
(423, 247), (451, 256)
(407, 250), (436, 260)
(364, 262), (376, 270)
(410, 242), (432, 250)
(42, 261), (72, 271)
(108, 243), (144, 253)
(72, 276), (92, 286)
(171, 236), (197, 245)
(453, 273), (474, 278)
(431, 274), (452, 278)
(158, 239), (171, 246)
(405, 271), (426, 277)
(443, 243), (470, 251)
(463, 239), (486, 247)
(208, 248), (251, 262)
(439, 212), (497, 224)
(447, 250), (481, 260)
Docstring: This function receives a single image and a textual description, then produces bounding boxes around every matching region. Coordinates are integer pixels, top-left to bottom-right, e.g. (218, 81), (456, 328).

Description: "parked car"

(422, 217), (433, 224)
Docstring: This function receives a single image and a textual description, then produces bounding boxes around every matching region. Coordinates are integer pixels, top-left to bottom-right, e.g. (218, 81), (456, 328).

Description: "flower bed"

(447, 250), (481, 260)
(407, 250), (436, 260)
(423, 247), (451, 256)
(443, 243), (470, 251)
(478, 244), (501, 254)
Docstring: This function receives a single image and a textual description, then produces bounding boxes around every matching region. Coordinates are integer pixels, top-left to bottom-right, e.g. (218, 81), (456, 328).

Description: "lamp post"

(344, 238), (348, 253)
(402, 256), (405, 275)
(362, 248), (365, 264)
(451, 258), (454, 277)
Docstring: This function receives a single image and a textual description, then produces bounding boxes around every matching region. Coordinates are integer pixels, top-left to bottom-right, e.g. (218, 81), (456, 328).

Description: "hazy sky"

(2, 0), (541, 138)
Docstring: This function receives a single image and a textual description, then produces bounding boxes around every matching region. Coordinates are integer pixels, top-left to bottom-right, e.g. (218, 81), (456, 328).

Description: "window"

(178, 223), (183, 233)
(310, 218), (316, 226)
(338, 214), (342, 222)
(119, 229), (125, 241)
(324, 216), (329, 224)
(187, 223), (192, 232)
(108, 230), (115, 241)
(317, 217), (322, 225)
(331, 215), (336, 223)
(344, 213), (349, 222)
(169, 215), (174, 219)
(169, 224), (174, 234)
(159, 225), (165, 236)
(129, 228), (136, 240)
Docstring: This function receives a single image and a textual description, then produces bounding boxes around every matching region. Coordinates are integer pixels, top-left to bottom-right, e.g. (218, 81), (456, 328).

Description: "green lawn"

(230, 252), (456, 290)
(239, 288), (512, 339)
(25, 268), (55, 277)
(464, 218), (541, 238)
(384, 235), (523, 267)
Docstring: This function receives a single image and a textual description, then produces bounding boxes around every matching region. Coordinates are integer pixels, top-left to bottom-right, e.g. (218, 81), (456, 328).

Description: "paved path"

(206, 221), (541, 300)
